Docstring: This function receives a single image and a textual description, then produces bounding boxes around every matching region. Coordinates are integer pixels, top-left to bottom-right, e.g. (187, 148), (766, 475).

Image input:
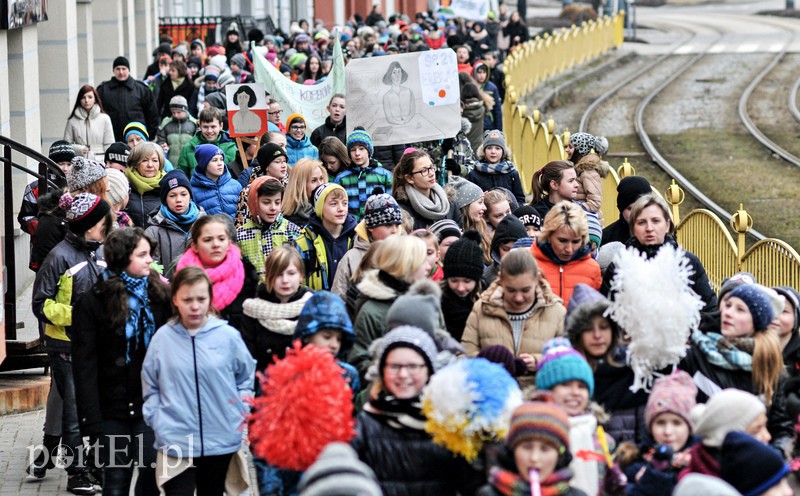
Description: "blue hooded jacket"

(142, 316), (255, 457)
(190, 164), (243, 218)
(285, 134), (319, 167)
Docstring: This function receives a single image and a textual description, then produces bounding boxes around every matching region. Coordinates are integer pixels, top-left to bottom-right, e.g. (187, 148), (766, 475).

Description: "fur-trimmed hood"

(564, 283), (617, 343)
(574, 153), (610, 178)
(356, 269), (402, 301)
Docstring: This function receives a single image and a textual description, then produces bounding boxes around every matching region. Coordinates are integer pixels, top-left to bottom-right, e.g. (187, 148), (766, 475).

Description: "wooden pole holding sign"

(235, 135), (263, 170)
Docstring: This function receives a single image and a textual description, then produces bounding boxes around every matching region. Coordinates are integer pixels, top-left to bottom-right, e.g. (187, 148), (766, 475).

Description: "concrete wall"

(0, 0), (160, 301)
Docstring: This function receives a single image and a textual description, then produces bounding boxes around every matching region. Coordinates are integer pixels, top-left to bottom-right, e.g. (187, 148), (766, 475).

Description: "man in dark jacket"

(97, 56), (160, 142)
(602, 176), (651, 245)
(310, 94), (347, 147)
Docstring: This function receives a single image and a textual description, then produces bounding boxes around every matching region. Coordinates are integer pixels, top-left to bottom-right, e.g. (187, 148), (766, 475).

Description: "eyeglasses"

(385, 363), (427, 375)
(290, 125), (306, 131)
(268, 110), (282, 115)
(410, 166), (436, 176)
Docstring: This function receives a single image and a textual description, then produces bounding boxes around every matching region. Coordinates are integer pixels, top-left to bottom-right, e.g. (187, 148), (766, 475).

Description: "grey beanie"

(105, 168), (130, 207)
(67, 156), (107, 191)
(673, 474), (740, 496)
(169, 95), (189, 111)
(386, 279), (442, 337)
(230, 53), (248, 69)
(297, 443), (382, 496)
(692, 389), (765, 448)
(448, 176), (484, 210)
(378, 326), (439, 375)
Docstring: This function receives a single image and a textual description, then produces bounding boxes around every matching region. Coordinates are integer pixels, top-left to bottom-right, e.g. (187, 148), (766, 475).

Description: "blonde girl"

(282, 158), (328, 228)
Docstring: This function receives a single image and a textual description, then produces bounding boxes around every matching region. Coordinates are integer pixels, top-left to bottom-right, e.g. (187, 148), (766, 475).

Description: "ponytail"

(752, 330), (784, 407)
(529, 160), (574, 203)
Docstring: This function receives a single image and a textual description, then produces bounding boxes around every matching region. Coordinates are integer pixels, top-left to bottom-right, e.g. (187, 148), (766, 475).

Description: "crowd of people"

(18, 5), (800, 496)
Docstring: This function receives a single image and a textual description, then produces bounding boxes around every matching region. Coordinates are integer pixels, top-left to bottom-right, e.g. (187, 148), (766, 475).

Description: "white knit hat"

(692, 389), (765, 448)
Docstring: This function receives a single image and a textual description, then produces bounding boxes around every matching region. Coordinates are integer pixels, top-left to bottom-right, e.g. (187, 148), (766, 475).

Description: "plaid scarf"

(119, 271), (155, 364)
(691, 330), (754, 371)
(489, 466), (574, 496)
(475, 159), (516, 175)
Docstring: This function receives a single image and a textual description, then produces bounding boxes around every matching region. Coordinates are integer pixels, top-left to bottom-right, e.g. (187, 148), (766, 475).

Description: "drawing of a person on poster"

(231, 85), (263, 135)
(382, 61), (416, 126)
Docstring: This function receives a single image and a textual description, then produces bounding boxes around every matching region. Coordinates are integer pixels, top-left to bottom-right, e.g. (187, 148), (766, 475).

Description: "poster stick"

(235, 135), (262, 170)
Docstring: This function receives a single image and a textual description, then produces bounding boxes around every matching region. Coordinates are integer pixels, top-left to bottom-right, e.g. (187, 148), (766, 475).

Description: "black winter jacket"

(125, 188), (162, 229)
(593, 349), (649, 445)
(70, 274), (171, 435)
(310, 117), (347, 148)
(352, 409), (483, 496)
(601, 217), (630, 246)
(96, 76), (160, 141)
(467, 167), (525, 205)
(219, 257), (259, 333)
(30, 212), (67, 272)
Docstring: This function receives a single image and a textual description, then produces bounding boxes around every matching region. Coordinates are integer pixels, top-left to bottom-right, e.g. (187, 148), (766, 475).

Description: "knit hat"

(247, 176), (281, 221)
(490, 214), (526, 262)
(285, 112), (307, 130)
(160, 169), (193, 204)
(535, 337), (595, 396)
(123, 121), (149, 142)
(105, 168), (130, 207)
(693, 389), (765, 448)
(386, 279), (441, 337)
(48, 140), (76, 164)
(616, 176), (651, 212)
(346, 127), (374, 157)
(448, 176), (484, 210)
(644, 370), (697, 432)
(720, 431), (789, 496)
(477, 345), (525, 377)
(203, 65), (220, 82)
(569, 132), (596, 157)
(104, 142), (130, 167)
(112, 56), (130, 69)
(719, 271), (757, 301)
(256, 143), (288, 170)
(169, 95), (189, 112)
(378, 325), (438, 376)
(507, 401), (570, 452)
(217, 71), (235, 88)
(513, 205), (542, 231)
(586, 210), (602, 248)
(230, 53), (248, 69)
(673, 474), (742, 496)
(194, 143), (224, 175)
(482, 129), (508, 157)
(313, 182), (347, 218)
(296, 442), (382, 496)
(564, 284), (614, 343)
(187, 56), (203, 69)
(63, 193), (111, 234)
(512, 237), (534, 249)
(429, 219), (462, 243)
(728, 284), (776, 332)
(364, 192), (402, 229)
(595, 241), (624, 273)
(443, 231), (484, 281)
(293, 291), (355, 353)
(772, 285), (800, 328)
(67, 157), (107, 191)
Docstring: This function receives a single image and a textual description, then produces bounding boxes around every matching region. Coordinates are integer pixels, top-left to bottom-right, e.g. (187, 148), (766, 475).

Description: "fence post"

(665, 179), (684, 227)
(730, 204), (752, 271)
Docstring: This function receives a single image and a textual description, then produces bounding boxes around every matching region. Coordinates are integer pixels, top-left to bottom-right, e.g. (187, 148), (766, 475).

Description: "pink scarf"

(176, 245), (245, 311)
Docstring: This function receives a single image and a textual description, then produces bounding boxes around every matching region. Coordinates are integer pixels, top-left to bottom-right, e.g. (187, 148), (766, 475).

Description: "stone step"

(0, 373), (50, 415)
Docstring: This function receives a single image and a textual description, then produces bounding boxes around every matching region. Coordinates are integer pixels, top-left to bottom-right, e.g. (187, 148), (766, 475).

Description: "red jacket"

(531, 242), (601, 307)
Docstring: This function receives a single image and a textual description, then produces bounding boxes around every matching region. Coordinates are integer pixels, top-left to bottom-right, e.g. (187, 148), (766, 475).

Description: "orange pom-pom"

(248, 340), (355, 471)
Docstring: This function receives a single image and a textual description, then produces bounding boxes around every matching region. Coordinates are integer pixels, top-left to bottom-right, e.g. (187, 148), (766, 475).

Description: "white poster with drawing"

(346, 50), (461, 146)
(226, 83), (268, 137)
(448, 0), (491, 21)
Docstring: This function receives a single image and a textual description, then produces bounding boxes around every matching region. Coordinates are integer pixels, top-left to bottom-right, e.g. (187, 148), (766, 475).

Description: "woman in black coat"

(71, 228), (171, 496)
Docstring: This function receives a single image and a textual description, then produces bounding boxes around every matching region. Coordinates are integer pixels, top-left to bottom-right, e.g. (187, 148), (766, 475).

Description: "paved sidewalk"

(0, 409), (70, 495)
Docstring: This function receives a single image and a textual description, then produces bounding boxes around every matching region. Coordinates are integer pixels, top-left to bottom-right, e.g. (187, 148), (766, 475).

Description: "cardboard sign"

(226, 83), (268, 137)
(346, 50), (461, 146)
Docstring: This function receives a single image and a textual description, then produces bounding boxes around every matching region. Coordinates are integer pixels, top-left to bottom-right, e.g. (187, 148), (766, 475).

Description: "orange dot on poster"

(438, 89), (446, 98)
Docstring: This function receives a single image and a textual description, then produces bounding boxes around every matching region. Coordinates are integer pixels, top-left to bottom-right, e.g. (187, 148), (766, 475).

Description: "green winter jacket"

(157, 115), (198, 164)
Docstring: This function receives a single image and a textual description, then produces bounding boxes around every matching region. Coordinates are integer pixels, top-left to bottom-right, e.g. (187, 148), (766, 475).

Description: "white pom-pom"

(607, 244), (703, 392)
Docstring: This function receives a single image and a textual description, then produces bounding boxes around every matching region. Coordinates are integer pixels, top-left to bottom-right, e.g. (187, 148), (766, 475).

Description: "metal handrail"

(0, 135), (66, 339)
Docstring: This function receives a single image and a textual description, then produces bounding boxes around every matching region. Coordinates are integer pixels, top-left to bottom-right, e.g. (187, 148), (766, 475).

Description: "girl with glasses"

(392, 149), (459, 230)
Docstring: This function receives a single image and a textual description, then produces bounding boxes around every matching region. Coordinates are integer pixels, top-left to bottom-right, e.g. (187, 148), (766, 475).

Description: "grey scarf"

(404, 184), (451, 221)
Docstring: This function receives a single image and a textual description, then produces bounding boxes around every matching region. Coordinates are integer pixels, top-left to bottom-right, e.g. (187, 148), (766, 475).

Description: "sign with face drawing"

(345, 50), (461, 146)
(226, 83), (268, 137)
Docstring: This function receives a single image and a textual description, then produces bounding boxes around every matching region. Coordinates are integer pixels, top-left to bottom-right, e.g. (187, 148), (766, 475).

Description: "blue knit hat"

(721, 431), (789, 496)
(123, 121), (149, 142)
(160, 169), (193, 203)
(728, 284), (776, 332)
(346, 127), (374, 157)
(535, 337), (594, 396)
(194, 143), (224, 175)
(293, 292), (355, 354)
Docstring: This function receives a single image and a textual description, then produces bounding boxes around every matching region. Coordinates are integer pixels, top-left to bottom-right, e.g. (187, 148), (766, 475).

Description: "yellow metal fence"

(503, 13), (800, 288)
